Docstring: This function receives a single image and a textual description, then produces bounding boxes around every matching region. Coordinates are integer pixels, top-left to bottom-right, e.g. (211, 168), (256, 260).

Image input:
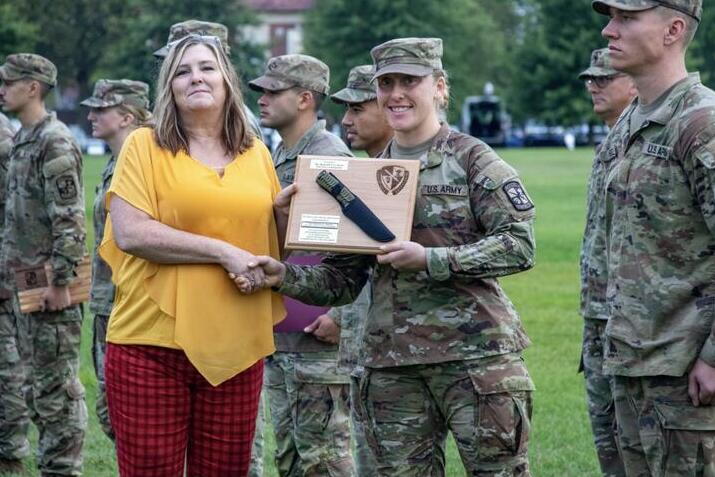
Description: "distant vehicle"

(460, 82), (510, 147)
(520, 121), (565, 147)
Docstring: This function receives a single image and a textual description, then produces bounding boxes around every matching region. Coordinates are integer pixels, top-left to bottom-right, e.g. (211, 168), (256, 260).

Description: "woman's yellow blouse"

(100, 128), (285, 386)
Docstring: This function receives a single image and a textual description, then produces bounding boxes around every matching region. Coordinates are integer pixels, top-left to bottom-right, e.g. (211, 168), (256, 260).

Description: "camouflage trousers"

(265, 350), (354, 477)
(91, 314), (114, 440)
(613, 374), (715, 477)
(351, 353), (534, 477)
(0, 298), (87, 475)
(248, 377), (266, 477)
(581, 318), (626, 477)
(349, 370), (378, 477)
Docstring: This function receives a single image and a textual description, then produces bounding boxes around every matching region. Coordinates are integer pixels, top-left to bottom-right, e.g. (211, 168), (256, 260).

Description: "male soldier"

(155, 21), (268, 476)
(592, 0), (715, 474)
(249, 55), (355, 477)
(0, 54), (87, 477)
(577, 48), (635, 477)
(153, 19), (263, 141)
(328, 64), (392, 476)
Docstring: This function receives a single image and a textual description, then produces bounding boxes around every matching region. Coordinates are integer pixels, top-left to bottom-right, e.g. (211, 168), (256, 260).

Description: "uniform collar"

(15, 111), (55, 148)
(275, 119), (326, 165)
(382, 122), (451, 170)
(638, 72), (700, 127)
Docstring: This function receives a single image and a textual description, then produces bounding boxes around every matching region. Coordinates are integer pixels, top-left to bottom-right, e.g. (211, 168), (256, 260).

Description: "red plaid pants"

(105, 343), (263, 477)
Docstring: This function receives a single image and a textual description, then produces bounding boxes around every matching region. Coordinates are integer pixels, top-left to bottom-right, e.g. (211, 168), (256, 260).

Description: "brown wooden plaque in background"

(14, 256), (91, 313)
(285, 155), (420, 254)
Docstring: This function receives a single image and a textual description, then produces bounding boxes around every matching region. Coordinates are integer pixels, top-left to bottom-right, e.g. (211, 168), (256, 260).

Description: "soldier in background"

(240, 37), (537, 477)
(155, 20), (268, 476)
(592, 0), (715, 474)
(577, 47), (635, 477)
(0, 53), (87, 477)
(248, 54), (355, 477)
(80, 79), (152, 442)
(328, 63), (392, 476)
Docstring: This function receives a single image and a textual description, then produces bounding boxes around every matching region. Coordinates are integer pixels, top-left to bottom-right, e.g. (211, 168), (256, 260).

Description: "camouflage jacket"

(602, 73), (715, 376)
(0, 113), (15, 298)
(579, 141), (619, 320)
(273, 119), (358, 353)
(89, 155), (116, 315)
(0, 112), (85, 290)
(278, 124), (535, 368)
(327, 282), (371, 372)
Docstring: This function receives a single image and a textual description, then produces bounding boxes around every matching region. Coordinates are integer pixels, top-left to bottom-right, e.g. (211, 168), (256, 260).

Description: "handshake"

(229, 255), (287, 294)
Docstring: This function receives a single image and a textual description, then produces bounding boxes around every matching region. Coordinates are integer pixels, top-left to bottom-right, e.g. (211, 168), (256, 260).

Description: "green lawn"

(20, 147), (599, 476)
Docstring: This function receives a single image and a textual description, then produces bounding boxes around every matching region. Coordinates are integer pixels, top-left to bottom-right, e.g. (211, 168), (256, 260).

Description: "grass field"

(18, 146), (598, 476)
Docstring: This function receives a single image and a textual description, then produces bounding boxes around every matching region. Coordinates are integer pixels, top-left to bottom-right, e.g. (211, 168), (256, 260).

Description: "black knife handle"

(316, 170), (356, 209)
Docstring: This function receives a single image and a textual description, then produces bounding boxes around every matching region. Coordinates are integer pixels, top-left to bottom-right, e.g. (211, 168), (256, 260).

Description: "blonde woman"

(82, 79), (152, 441)
(100, 35), (285, 476)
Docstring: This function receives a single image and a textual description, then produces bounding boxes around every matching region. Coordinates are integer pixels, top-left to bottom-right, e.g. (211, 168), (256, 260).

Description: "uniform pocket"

(653, 401), (715, 476)
(294, 357), (349, 385)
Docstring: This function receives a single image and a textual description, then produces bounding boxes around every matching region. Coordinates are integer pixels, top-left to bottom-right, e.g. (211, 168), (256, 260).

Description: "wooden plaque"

(285, 155), (420, 254)
(14, 256), (92, 313)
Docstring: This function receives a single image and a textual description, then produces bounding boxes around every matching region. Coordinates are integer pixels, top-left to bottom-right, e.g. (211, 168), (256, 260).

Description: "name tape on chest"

(421, 184), (468, 196)
(642, 142), (672, 160)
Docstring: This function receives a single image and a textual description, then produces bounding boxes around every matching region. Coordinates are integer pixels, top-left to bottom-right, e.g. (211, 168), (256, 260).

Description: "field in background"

(19, 147), (598, 476)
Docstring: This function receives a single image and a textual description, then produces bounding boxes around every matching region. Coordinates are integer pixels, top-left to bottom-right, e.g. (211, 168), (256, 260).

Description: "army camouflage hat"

(0, 53), (57, 87)
(248, 54), (330, 95)
(371, 37), (443, 79)
(153, 20), (230, 58)
(592, 0), (701, 22)
(80, 79), (150, 109)
(331, 65), (377, 105)
(578, 48), (619, 79)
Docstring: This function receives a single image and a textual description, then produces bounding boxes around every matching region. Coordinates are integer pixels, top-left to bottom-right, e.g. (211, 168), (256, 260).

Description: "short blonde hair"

(116, 103), (153, 128)
(153, 34), (253, 156)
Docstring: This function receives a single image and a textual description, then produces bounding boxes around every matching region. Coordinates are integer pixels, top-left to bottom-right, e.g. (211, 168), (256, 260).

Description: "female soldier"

(81, 79), (152, 440)
(240, 37), (536, 476)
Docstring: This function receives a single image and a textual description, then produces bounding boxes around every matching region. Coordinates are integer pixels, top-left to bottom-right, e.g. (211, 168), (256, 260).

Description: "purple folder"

(273, 255), (329, 333)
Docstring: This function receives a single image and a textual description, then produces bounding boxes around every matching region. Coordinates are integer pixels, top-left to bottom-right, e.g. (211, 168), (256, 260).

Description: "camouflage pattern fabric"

(351, 353), (533, 476)
(91, 314), (113, 440)
(265, 119), (354, 476)
(80, 79), (150, 110)
(582, 319), (626, 477)
(592, 0), (702, 21)
(0, 111), (15, 300)
(248, 391), (266, 477)
(0, 53), (57, 87)
(601, 73), (715, 378)
(153, 19), (230, 58)
(613, 374), (715, 476)
(265, 351), (353, 477)
(331, 65), (377, 105)
(579, 48), (619, 80)
(249, 54), (330, 95)
(277, 123), (535, 368)
(89, 155), (117, 317)
(0, 112), (87, 474)
(371, 37), (443, 78)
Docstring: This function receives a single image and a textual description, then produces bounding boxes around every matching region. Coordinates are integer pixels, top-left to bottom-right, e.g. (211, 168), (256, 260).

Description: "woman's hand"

(376, 241), (427, 271)
(230, 255), (287, 293)
(221, 247), (266, 289)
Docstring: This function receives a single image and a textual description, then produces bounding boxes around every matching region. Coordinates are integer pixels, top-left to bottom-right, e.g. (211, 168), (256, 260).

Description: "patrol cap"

(80, 79), (150, 109)
(0, 53), (57, 87)
(248, 54), (330, 95)
(592, 0), (701, 22)
(578, 48), (619, 79)
(154, 20), (230, 58)
(370, 37), (443, 79)
(331, 65), (377, 105)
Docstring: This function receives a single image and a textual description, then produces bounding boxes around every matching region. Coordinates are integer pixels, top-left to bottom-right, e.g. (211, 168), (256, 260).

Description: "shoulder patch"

(55, 174), (78, 201)
(502, 181), (534, 211)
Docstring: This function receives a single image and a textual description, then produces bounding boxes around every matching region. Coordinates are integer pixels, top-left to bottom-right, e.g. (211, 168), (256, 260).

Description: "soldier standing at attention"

(0, 54), (87, 477)
(80, 79), (152, 442)
(238, 37), (537, 476)
(248, 55), (355, 477)
(328, 63), (392, 477)
(577, 47), (635, 477)
(591, 0), (715, 475)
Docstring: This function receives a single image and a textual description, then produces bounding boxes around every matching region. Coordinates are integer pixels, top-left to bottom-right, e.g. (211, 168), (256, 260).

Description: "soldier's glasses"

(584, 75), (623, 89)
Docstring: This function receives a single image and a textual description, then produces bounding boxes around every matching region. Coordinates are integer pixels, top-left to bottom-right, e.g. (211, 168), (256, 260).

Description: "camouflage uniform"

(153, 19), (263, 143)
(578, 48), (627, 477)
(80, 79), (151, 441)
(273, 36), (536, 477)
(0, 54), (87, 475)
(330, 64), (381, 477)
(593, 0), (715, 470)
(249, 55), (357, 476)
